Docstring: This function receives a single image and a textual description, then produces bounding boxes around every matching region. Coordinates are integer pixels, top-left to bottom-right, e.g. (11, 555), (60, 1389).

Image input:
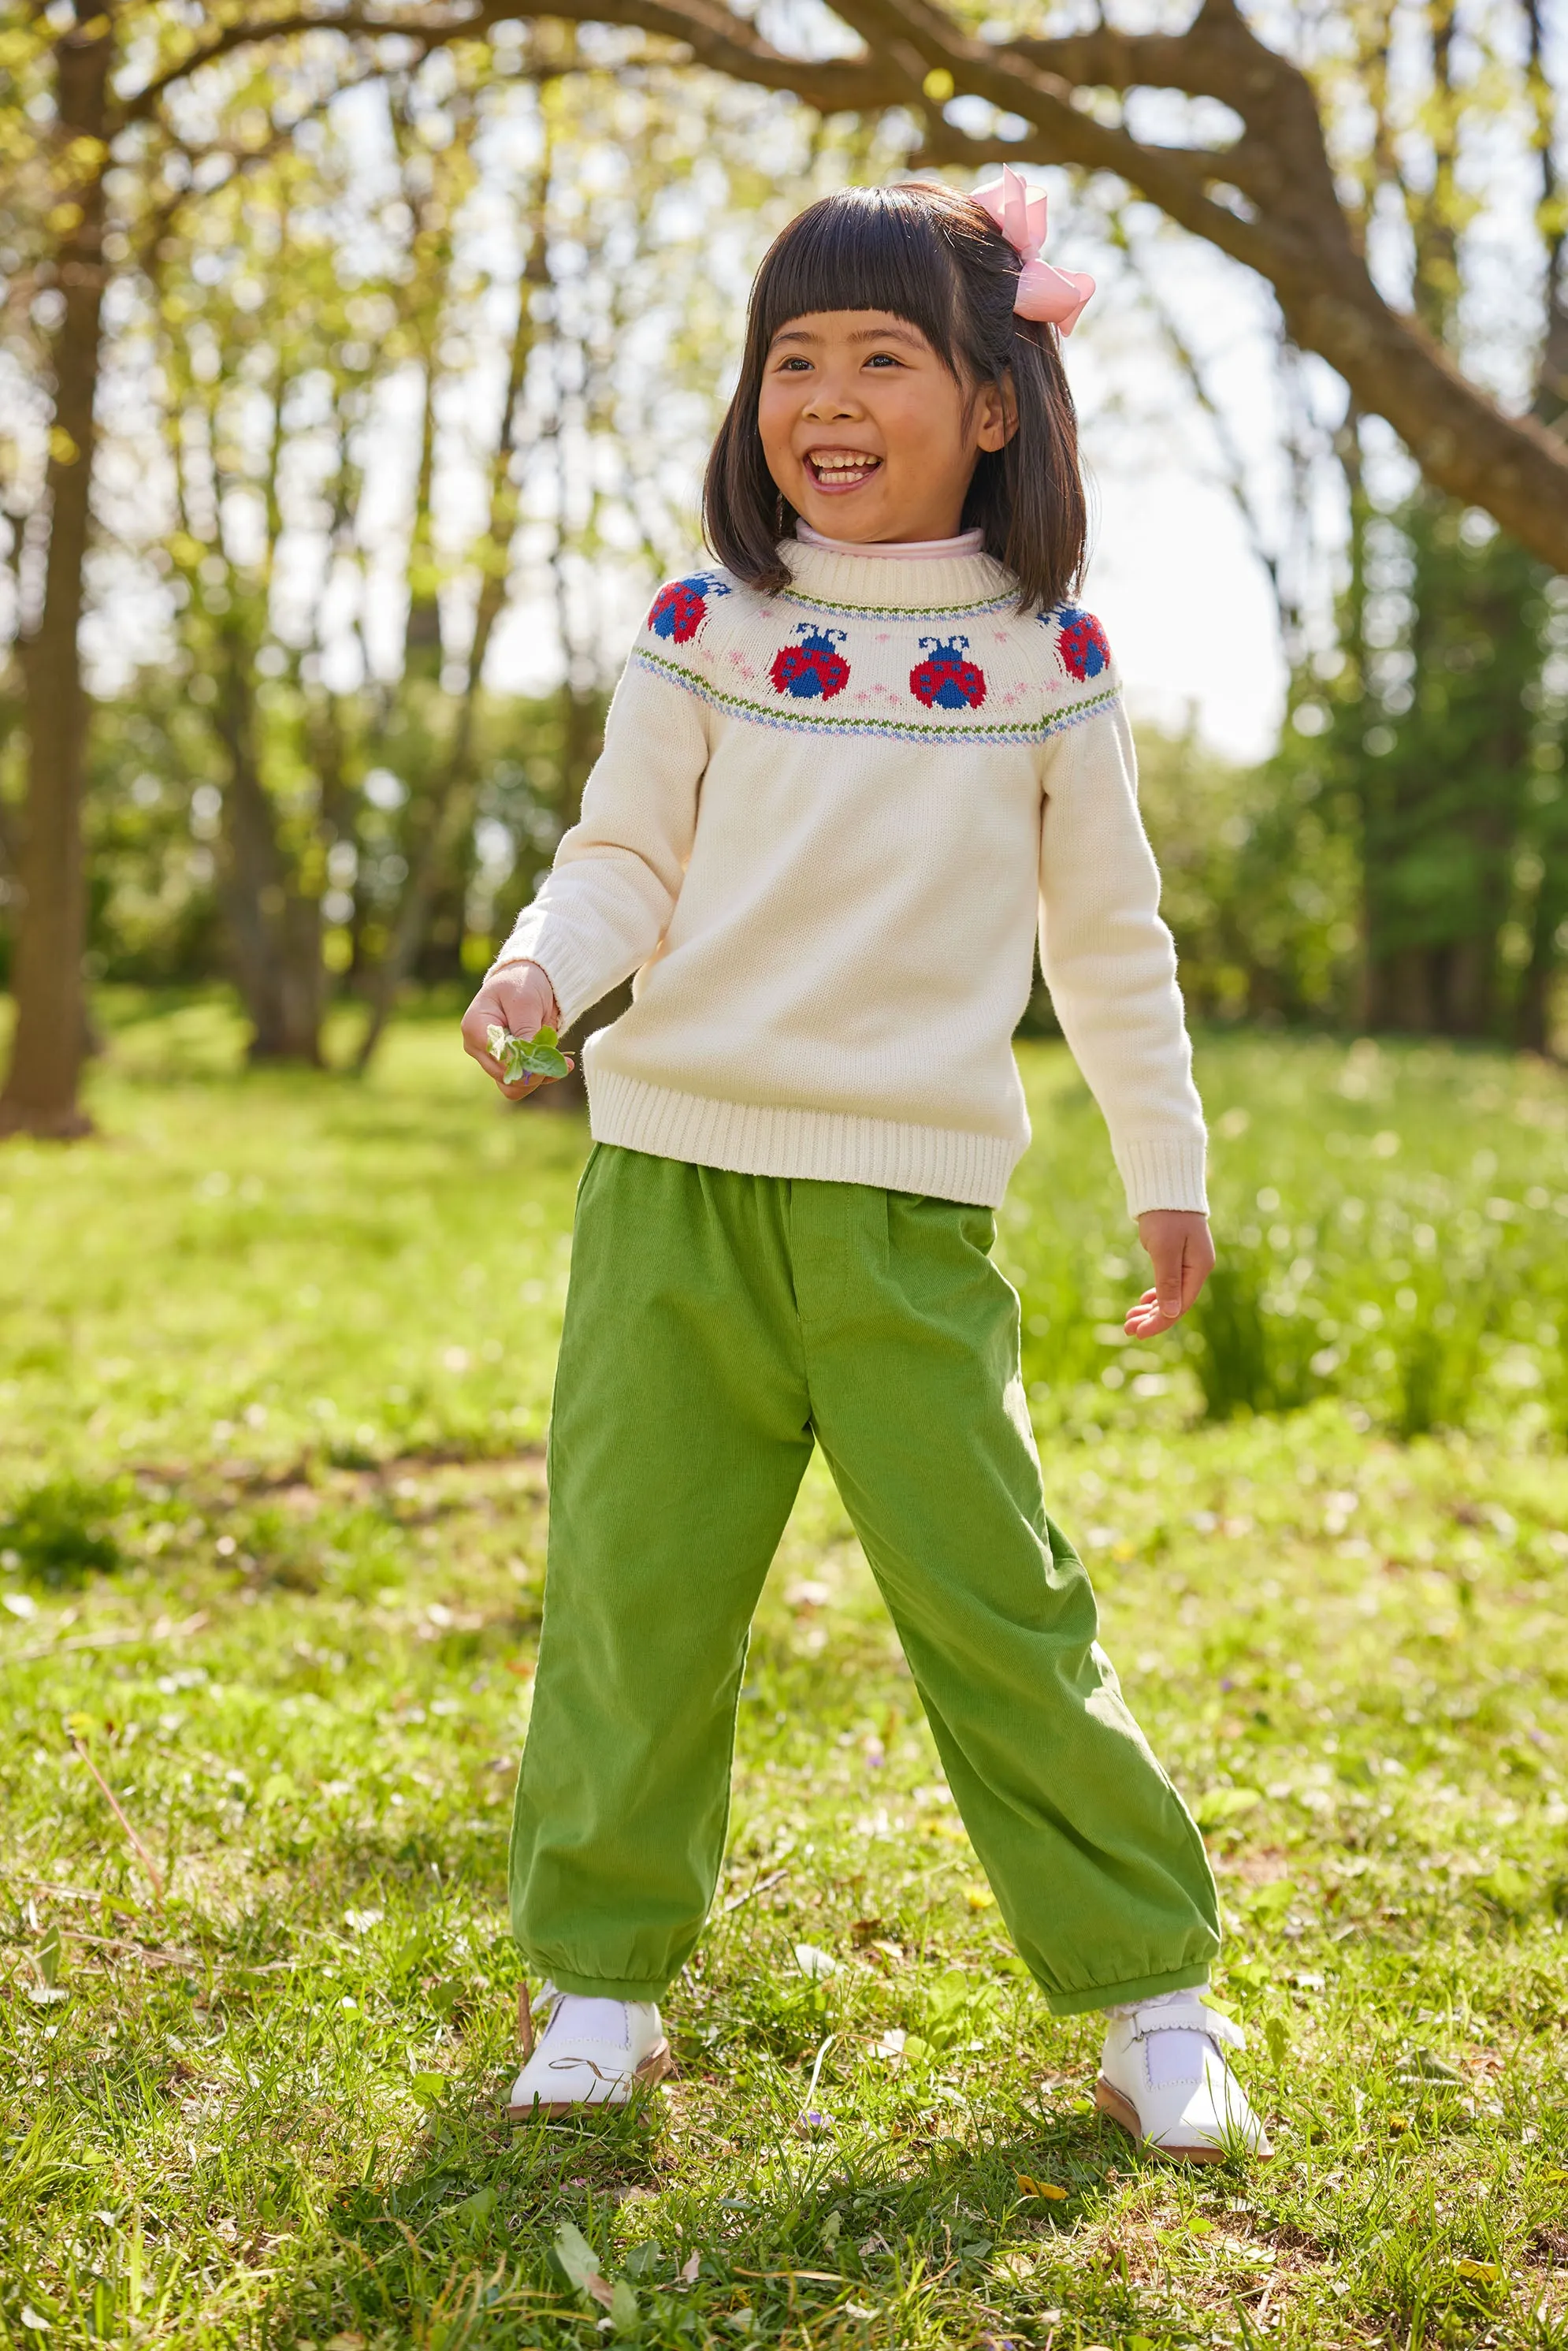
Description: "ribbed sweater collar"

(777, 535), (1017, 614)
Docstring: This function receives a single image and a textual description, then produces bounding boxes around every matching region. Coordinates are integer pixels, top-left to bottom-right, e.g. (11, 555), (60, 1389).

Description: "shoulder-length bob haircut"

(703, 180), (1088, 615)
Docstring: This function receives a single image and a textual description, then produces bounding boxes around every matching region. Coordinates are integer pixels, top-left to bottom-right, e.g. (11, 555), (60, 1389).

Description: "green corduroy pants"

(508, 1144), (1219, 2014)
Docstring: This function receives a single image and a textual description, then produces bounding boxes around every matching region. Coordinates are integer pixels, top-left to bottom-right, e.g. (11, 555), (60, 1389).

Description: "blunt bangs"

(749, 188), (964, 380)
(702, 180), (1089, 615)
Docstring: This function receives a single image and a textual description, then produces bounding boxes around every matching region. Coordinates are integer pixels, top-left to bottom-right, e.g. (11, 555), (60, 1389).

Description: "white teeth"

(809, 456), (879, 484)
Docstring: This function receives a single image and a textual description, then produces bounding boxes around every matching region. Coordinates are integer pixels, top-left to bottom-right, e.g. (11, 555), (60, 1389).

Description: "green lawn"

(3, 999), (1568, 2350)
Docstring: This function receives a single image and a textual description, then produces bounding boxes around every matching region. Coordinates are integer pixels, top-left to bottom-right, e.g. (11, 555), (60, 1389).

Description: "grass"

(2, 993), (1568, 2350)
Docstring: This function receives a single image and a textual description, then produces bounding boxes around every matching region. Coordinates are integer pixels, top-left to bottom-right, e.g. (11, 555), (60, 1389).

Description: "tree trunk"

(1517, 850), (1568, 1055)
(213, 642), (321, 1065)
(0, 6), (111, 1140)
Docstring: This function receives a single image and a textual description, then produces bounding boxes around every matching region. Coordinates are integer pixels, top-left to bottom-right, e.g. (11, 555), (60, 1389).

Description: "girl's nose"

(801, 377), (862, 420)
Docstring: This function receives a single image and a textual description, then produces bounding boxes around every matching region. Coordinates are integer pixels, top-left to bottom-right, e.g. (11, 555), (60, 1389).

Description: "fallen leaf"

(1395, 2047), (1463, 2083)
(554, 2219), (613, 2305)
(793, 1942), (838, 1979)
(1455, 2260), (1500, 2282)
(678, 2250), (701, 2286)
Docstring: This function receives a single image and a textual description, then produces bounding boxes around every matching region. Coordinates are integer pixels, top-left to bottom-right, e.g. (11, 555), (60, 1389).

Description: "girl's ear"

(975, 369), (1020, 453)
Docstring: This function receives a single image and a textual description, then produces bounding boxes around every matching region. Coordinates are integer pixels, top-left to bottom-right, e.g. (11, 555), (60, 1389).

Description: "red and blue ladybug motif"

(909, 634), (987, 712)
(1054, 605), (1111, 681)
(770, 623), (851, 700)
(648, 572), (727, 644)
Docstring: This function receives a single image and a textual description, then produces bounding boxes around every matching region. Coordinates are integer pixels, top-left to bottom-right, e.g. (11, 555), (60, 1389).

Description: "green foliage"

(1137, 730), (1362, 1029)
(1291, 491), (1568, 1047)
(1191, 1261), (1272, 1420)
(0, 1477), (126, 1589)
(488, 1024), (570, 1081)
(1, 1011), (1568, 2345)
(998, 1032), (1568, 1442)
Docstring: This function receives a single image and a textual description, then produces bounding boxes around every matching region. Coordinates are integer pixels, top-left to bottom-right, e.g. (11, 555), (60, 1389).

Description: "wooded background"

(3, 0), (1568, 1133)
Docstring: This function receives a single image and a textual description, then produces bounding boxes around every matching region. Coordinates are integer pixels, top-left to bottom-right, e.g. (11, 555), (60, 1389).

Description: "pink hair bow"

(972, 166), (1095, 334)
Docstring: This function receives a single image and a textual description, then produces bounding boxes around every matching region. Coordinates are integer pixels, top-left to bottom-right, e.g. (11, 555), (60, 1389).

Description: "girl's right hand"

(460, 961), (573, 1101)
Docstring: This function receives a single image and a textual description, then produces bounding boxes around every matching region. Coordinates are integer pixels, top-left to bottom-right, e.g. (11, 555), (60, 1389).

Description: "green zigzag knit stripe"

(772, 583), (1019, 621)
(632, 648), (1118, 745)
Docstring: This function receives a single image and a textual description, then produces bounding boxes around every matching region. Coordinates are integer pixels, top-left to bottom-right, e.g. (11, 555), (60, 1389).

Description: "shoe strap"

(1127, 1999), (1246, 2053)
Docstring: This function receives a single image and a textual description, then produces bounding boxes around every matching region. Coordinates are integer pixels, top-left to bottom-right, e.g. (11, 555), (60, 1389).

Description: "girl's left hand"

(1125, 1211), (1216, 1337)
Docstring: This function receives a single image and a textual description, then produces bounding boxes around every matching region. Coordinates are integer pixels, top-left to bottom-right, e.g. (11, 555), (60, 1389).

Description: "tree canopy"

(2, 0), (1566, 1126)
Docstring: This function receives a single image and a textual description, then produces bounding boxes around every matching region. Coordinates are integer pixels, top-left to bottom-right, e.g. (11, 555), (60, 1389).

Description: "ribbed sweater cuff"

(489, 918), (603, 1033)
(1113, 1136), (1209, 1219)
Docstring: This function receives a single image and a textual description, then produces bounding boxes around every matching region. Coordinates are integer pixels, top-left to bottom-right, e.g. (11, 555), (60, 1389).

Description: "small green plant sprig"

(487, 1022), (571, 1082)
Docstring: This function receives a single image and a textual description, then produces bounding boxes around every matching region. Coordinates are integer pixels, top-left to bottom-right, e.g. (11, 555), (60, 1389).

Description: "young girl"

(462, 175), (1265, 2161)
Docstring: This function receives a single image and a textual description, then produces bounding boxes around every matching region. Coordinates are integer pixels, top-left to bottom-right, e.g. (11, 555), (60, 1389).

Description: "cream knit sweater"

(493, 538), (1207, 1217)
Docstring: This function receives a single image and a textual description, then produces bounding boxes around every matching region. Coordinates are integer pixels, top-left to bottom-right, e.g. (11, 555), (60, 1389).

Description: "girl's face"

(758, 309), (1013, 545)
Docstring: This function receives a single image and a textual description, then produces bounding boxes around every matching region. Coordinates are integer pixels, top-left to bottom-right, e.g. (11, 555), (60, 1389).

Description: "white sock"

(1104, 1982), (1209, 2019)
(1105, 1983), (1213, 2089)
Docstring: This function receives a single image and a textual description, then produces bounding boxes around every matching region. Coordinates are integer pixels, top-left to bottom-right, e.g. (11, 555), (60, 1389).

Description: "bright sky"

(1083, 426), (1287, 766)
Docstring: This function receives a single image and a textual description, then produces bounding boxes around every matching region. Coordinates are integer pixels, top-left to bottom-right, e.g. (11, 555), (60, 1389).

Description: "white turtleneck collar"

(777, 533), (1016, 615)
(796, 523), (987, 561)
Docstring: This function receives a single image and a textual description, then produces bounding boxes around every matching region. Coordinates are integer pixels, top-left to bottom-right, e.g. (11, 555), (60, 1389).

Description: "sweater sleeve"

(490, 655), (710, 1031)
(1036, 697), (1209, 1218)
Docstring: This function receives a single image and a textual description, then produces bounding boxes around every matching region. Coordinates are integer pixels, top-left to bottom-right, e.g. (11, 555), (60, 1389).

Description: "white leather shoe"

(1095, 1995), (1271, 2162)
(506, 1982), (672, 2119)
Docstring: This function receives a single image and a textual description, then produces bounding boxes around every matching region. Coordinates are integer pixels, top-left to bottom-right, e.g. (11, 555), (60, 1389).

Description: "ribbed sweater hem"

(585, 1066), (1022, 1208)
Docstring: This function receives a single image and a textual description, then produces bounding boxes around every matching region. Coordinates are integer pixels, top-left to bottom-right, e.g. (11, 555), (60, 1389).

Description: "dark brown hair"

(702, 180), (1088, 614)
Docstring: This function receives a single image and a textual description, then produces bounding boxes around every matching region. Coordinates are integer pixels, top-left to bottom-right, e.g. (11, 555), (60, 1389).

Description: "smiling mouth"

(805, 449), (882, 489)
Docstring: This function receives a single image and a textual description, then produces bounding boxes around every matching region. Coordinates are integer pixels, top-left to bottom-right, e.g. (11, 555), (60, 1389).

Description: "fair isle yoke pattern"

(635, 562), (1118, 746)
(493, 532), (1210, 1219)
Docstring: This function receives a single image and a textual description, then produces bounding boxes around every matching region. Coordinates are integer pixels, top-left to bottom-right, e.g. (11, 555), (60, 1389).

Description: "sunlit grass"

(2, 1000), (1567, 2348)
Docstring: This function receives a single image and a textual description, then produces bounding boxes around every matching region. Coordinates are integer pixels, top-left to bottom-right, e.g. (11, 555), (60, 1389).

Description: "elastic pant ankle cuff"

(527, 1963), (671, 2002)
(1046, 1962), (1216, 2018)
